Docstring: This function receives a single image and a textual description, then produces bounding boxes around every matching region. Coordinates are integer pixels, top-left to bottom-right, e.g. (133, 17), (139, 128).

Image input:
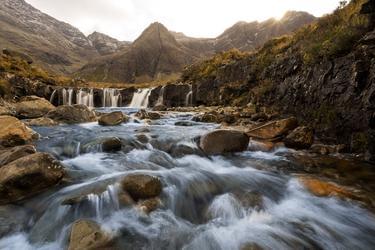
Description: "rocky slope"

(0, 0), (99, 74)
(88, 32), (131, 55)
(180, 0), (375, 161)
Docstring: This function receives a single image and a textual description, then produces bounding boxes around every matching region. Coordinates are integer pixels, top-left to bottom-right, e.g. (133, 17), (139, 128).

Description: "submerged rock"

(121, 174), (162, 201)
(137, 197), (162, 214)
(199, 129), (249, 155)
(23, 117), (59, 127)
(68, 219), (113, 250)
(98, 111), (128, 126)
(46, 104), (96, 124)
(0, 152), (65, 204)
(284, 126), (314, 150)
(0, 145), (36, 167)
(246, 117), (298, 140)
(14, 96), (55, 119)
(0, 115), (38, 147)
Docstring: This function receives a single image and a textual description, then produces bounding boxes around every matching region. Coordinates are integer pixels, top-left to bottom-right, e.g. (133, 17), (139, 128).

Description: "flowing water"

(185, 85), (192, 107)
(0, 108), (375, 250)
(103, 88), (122, 107)
(129, 88), (153, 108)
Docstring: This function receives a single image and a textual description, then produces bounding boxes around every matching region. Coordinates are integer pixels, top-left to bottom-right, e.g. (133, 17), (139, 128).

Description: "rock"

(137, 197), (162, 214)
(310, 144), (346, 155)
(246, 117), (298, 140)
(0, 116), (37, 147)
(0, 152), (65, 204)
(298, 176), (365, 202)
(233, 191), (263, 210)
(98, 111), (128, 126)
(199, 129), (249, 155)
(169, 144), (205, 158)
(0, 145), (36, 167)
(46, 104), (96, 124)
(14, 96), (55, 119)
(248, 140), (278, 152)
(284, 126), (314, 150)
(135, 134), (150, 144)
(152, 104), (167, 111)
(121, 174), (162, 201)
(135, 109), (161, 120)
(102, 137), (122, 152)
(174, 121), (196, 126)
(23, 117), (59, 127)
(117, 189), (136, 207)
(0, 205), (29, 237)
(68, 219), (113, 250)
(0, 106), (15, 116)
(192, 112), (220, 123)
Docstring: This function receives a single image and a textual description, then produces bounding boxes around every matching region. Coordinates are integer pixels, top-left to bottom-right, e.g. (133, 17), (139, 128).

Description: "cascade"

(103, 88), (121, 107)
(185, 85), (193, 106)
(156, 86), (165, 106)
(76, 89), (94, 108)
(129, 88), (153, 108)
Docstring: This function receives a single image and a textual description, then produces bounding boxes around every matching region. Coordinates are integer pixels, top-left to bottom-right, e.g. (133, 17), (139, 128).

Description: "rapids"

(0, 108), (374, 250)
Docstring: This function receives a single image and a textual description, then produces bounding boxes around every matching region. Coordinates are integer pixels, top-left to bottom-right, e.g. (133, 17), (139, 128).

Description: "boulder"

(310, 144), (346, 155)
(0, 106), (15, 116)
(14, 96), (55, 119)
(199, 129), (249, 155)
(284, 126), (314, 150)
(248, 140), (277, 152)
(0, 145), (36, 167)
(98, 111), (128, 126)
(246, 117), (298, 140)
(81, 137), (122, 153)
(0, 116), (37, 147)
(0, 152), (65, 204)
(137, 197), (162, 214)
(68, 220), (113, 250)
(23, 117), (58, 127)
(121, 174), (162, 201)
(152, 104), (167, 111)
(46, 104), (96, 124)
(135, 109), (161, 120)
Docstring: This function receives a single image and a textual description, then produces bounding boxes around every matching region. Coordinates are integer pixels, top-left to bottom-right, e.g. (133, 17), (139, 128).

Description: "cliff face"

(181, 0), (375, 160)
(87, 32), (130, 55)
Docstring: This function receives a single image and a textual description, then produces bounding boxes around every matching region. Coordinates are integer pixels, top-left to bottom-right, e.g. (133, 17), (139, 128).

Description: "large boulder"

(0, 116), (37, 147)
(98, 111), (128, 126)
(284, 126), (314, 150)
(46, 104), (96, 124)
(68, 219), (113, 250)
(0, 145), (36, 167)
(199, 129), (249, 155)
(121, 174), (162, 201)
(0, 152), (65, 204)
(246, 117), (298, 140)
(23, 117), (59, 127)
(14, 96), (55, 119)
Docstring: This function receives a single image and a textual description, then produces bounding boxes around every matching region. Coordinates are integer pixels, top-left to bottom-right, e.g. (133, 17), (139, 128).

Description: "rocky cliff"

(88, 32), (131, 55)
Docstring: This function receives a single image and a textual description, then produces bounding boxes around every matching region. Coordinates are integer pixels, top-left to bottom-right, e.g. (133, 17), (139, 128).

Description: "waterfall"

(185, 85), (192, 107)
(156, 86), (165, 106)
(103, 88), (121, 107)
(129, 88), (153, 108)
(76, 89), (94, 108)
(49, 89), (57, 104)
(68, 88), (74, 105)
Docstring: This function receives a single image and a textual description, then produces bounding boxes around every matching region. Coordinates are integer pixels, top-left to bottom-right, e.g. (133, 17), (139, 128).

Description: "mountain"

(77, 22), (199, 83)
(0, 0), (99, 74)
(214, 11), (316, 52)
(181, 0), (375, 159)
(87, 32), (131, 55)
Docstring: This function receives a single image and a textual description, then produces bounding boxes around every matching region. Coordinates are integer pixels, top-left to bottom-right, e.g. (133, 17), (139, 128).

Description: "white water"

(129, 88), (153, 108)
(103, 88), (121, 107)
(185, 85), (192, 107)
(156, 86), (166, 106)
(76, 89), (94, 108)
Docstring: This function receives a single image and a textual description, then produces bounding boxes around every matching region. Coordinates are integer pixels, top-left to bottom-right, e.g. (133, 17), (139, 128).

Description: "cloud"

(25, 0), (341, 41)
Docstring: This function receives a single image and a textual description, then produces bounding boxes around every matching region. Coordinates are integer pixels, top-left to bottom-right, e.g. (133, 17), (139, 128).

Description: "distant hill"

(88, 32), (131, 56)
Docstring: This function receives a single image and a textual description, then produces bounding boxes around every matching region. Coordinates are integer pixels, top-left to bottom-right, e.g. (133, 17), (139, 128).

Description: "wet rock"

(174, 121), (196, 126)
(0, 152), (65, 204)
(137, 197), (162, 214)
(68, 219), (113, 250)
(233, 191), (263, 210)
(192, 112), (220, 123)
(248, 140), (278, 152)
(0, 105), (16, 116)
(241, 243), (264, 250)
(246, 117), (298, 140)
(46, 104), (96, 124)
(102, 137), (122, 152)
(121, 174), (162, 201)
(135, 134), (150, 144)
(284, 126), (314, 150)
(98, 111), (128, 126)
(310, 144), (346, 155)
(169, 144), (205, 158)
(298, 176), (366, 202)
(0, 145), (36, 167)
(135, 109), (161, 120)
(152, 104), (167, 111)
(199, 129), (249, 155)
(23, 117), (59, 127)
(81, 137), (122, 153)
(0, 115), (38, 147)
(117, 189), (136, 207)
(14, 96), (55, 119)
(0, 205), (29, 237)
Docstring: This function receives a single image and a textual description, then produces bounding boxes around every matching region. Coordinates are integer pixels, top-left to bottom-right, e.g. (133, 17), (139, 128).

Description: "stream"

(0, 107), (375, 250)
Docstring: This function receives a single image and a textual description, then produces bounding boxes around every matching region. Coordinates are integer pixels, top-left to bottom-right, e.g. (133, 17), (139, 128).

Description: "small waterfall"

(185, 85), (192, 107)
(49, 89), (57, 104)
(129, 88), (153, 108)
(103, 88), (121, 107)
(68, 88), (74, 105)
(76, 89), (94, 108)
(156, 86), (165, 106)
(62, 88), (75, 105)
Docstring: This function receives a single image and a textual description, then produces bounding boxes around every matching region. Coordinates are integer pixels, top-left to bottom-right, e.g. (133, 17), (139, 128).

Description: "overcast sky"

(25, 0), (342, 41)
